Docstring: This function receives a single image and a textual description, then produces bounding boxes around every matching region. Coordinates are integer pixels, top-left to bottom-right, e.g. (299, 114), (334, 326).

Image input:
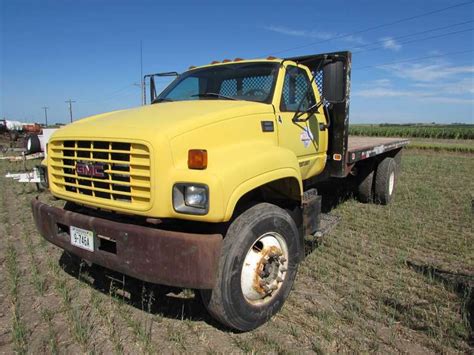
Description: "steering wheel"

(243, 88), (267, 97)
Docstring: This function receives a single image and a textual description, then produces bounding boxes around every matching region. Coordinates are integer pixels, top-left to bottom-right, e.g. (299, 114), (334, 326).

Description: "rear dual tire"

(200, 203), (300, 331)
(356, 157), (398, 205)
(374, 157), (397, 205)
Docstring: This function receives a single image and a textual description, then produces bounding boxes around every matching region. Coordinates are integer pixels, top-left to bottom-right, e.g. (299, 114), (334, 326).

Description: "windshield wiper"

(191, 93), (236, 100)
(152, 97), (174, 104)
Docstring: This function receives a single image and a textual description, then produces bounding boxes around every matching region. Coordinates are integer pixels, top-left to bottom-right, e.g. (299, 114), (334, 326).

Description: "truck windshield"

(154, 62), (280, 104)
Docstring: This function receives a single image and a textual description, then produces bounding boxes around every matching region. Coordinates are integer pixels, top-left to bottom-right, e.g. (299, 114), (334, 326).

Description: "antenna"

(140, 41), (145, 105)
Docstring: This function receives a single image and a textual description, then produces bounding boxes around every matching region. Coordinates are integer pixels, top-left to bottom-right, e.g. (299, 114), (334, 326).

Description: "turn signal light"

(333, 154), (342, 161)
(188, 149), (208, 169)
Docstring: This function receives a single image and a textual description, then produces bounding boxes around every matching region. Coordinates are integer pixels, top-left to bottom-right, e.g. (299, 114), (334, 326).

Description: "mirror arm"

(292, 100), (324, 123)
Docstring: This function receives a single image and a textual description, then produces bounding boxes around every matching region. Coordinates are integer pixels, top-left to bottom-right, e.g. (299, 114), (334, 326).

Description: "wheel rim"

(388, 171), (395, 195)
(240, 232), (289, 305)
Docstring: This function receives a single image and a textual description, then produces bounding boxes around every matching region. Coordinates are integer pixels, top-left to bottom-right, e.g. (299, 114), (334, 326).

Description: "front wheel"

(200, 203), (301, 331)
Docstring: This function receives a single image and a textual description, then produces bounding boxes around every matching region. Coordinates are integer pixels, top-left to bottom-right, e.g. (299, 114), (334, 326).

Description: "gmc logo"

(76, 162), (105, 178)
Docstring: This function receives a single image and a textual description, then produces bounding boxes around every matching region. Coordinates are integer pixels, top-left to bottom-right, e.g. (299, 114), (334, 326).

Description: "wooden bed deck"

(346, 136), (409, 164)
(348, 136), (409, 152)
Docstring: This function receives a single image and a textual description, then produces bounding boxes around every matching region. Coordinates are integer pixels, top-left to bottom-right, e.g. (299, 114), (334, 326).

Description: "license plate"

(70, 226), (94, 252)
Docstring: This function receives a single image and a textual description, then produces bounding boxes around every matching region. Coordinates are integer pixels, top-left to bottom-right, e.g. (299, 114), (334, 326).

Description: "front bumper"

(31, 197), (223, 289)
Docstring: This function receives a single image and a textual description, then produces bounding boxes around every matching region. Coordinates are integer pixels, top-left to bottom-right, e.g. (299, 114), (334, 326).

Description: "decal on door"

(300, 128), (314, 148)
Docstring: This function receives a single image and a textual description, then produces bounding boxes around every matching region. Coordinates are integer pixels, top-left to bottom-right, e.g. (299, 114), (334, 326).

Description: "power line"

(353, 27), (474, 54)
(65, 99), (76, 123)
(76, 84), (136, 103)
(41, 106), (49, 126)
(266, 0), (474, 56)
(354, 49), (474, 70)
(351, 20), (473, 51)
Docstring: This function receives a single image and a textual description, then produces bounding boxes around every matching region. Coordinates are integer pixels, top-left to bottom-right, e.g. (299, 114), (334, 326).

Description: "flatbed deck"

(347, 136), (409, 164)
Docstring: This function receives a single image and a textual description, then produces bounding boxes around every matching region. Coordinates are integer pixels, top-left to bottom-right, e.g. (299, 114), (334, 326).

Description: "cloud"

(381, 37), (401, 51)
(354, 87), (415, 98)
(413, 78), (474, 95)
(380, 62), (474, 82)
(353, 77), (473, 104)
(263, 25), (366, 45)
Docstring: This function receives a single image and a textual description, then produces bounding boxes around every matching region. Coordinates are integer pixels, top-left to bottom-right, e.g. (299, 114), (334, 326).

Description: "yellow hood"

(53, 100), (274, 141)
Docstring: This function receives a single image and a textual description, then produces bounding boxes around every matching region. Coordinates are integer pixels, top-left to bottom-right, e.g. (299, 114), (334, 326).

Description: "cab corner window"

(281, 66), (316, 112)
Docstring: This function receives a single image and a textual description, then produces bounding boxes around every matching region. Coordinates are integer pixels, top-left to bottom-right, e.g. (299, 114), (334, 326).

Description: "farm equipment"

(31, 51), (408, 331)
(0, 119), (42, 149)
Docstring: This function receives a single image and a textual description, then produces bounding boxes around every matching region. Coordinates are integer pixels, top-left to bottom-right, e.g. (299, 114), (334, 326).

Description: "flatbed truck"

(32, 51), (409, 331)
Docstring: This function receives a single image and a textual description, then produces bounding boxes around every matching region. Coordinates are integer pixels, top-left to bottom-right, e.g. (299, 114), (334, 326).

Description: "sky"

(1, 0), (473, 124)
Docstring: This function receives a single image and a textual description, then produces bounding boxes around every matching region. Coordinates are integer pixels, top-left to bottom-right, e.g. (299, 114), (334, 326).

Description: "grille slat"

(51, 172), (150, 188)
(49, 140), (151, 208)
(53, 181), (149, 199)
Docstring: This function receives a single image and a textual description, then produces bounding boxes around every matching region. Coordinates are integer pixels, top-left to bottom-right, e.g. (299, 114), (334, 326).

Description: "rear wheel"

(374, 157), (397, 205)
(356, 165), (374, 203)
(200, 203), (300, 331)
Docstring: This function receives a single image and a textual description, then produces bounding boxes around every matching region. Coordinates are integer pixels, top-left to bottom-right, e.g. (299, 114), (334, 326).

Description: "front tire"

(200, 203), (301, 331)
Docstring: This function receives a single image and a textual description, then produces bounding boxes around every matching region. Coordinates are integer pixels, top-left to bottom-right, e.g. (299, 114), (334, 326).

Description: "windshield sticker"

(300, 128), (314, 148)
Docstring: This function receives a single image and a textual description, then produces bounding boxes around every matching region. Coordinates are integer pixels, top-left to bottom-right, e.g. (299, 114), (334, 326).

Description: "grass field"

(0, 150), (472, 353)
(350, 124), (474, 140)
(407, 138), (474, 153)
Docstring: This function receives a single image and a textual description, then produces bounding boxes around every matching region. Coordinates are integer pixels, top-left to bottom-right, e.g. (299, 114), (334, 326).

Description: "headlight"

(173, 183), (209, 215)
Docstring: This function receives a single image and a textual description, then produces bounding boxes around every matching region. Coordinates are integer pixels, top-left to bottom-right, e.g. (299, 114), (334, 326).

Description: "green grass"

(406, 140), (474, 153)
(0, 151), (472, 353)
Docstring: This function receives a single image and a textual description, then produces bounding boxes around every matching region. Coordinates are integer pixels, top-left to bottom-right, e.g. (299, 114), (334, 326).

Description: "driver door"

(276, 65), (328, 179)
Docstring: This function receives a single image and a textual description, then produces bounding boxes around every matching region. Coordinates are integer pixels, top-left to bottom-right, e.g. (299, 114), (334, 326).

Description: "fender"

(224, 167), (302, 220)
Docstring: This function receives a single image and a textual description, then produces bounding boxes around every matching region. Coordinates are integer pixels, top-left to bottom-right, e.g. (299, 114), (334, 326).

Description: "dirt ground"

(0, 150), (472, 353)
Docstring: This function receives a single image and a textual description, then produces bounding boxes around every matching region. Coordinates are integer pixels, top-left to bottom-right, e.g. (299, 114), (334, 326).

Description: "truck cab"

(32, 51), (408, 331)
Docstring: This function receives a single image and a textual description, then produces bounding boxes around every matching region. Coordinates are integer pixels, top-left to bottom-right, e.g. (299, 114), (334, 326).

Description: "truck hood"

(53, 100), (274, 141)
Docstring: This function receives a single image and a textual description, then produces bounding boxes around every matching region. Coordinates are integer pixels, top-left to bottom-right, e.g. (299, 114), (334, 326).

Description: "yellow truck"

(32, 51), (408, 331)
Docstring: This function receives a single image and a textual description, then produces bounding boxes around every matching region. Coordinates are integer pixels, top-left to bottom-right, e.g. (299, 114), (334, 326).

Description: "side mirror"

(323, 60), (346, 103)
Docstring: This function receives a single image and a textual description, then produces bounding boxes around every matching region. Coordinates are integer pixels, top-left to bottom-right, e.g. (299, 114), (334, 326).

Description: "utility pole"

(65, 99), (76, 123)
(42, 106), (49, 126)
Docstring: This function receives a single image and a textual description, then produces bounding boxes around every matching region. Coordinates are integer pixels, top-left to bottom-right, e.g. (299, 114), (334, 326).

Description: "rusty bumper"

(31, 198), (223, 289)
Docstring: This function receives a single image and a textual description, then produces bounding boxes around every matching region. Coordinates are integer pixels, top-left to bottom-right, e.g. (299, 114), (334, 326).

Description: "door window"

(280, 66), (316, 112)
